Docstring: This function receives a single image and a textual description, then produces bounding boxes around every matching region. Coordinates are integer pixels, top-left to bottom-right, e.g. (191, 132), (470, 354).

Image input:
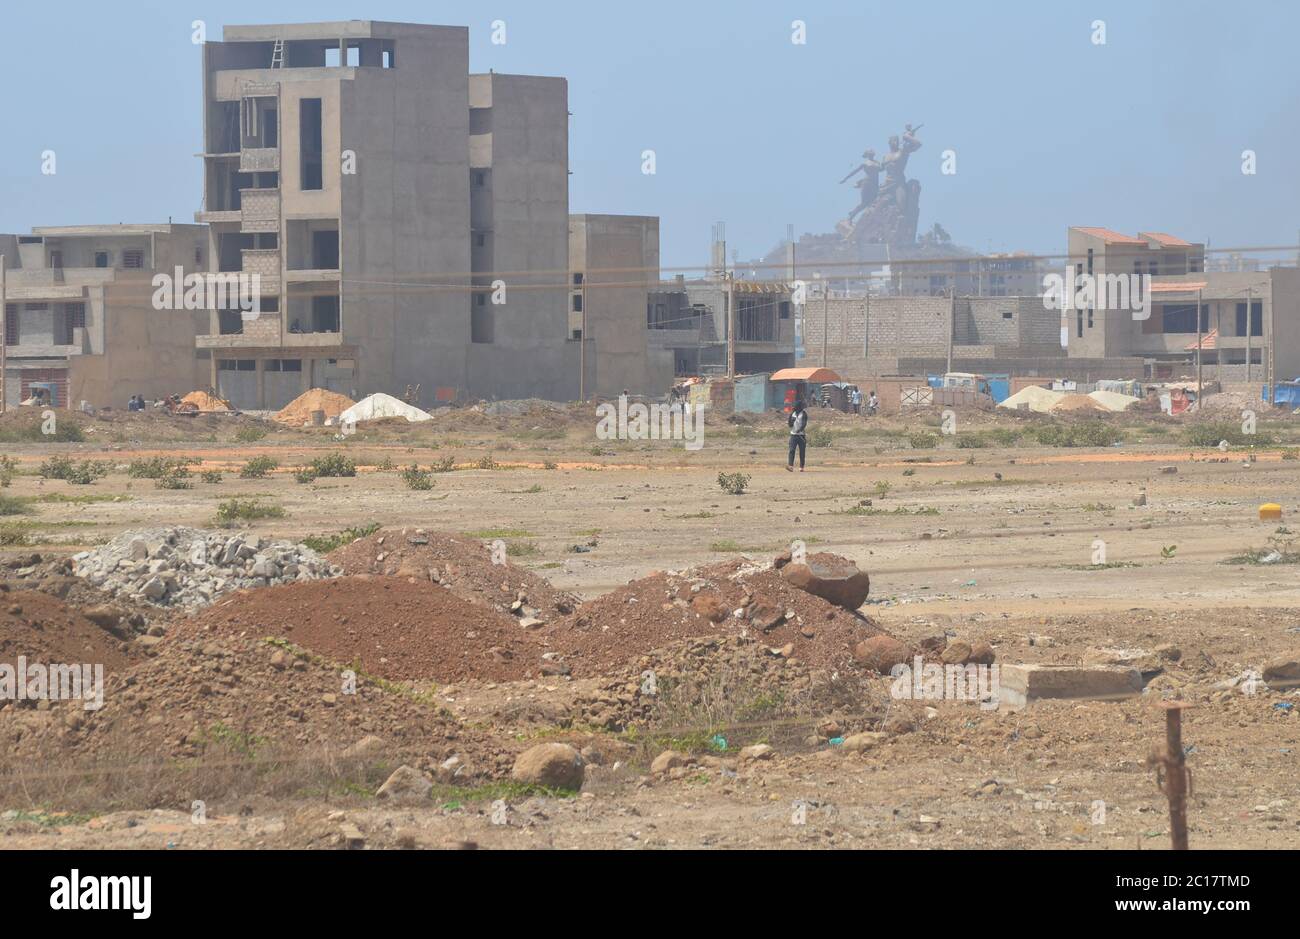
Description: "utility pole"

(578, 275), (587, 401)
(1244, 286), (1252, 385)
(1195, 287), (1203, 407)
(726, 272), (736, 380)
(821, 283), (828, 368)
(0, 255), (6, 415)
(1268, 277), (1276, 405)
(945, 288), (955, 374)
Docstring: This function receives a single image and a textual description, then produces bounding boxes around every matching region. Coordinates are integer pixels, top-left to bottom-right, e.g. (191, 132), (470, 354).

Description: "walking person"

(851, 386), (862, 415)
(867, 390), (879, 416)
(786, 398), (808, 472)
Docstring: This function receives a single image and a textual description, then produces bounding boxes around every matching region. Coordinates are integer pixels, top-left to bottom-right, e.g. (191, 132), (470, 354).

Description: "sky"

(1, 0), (1297, 268)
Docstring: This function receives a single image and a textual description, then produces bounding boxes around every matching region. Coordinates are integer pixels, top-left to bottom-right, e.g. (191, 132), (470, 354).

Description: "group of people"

(126, 394), (147, 412)
(848, 387), (879, 416)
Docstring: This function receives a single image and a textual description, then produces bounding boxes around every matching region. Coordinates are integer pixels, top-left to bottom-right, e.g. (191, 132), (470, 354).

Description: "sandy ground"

(1, 403), (1297, 848)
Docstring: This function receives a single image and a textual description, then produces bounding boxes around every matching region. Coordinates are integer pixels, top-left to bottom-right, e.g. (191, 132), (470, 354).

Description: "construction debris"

(70, 527), (338, 608)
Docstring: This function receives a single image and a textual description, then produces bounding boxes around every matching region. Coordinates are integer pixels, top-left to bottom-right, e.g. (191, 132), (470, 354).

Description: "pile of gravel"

(71, 527), (339, 608)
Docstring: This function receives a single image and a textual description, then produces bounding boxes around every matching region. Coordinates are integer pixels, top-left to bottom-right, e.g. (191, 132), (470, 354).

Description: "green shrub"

(40, 456), (109, 485)
(0, 455), (15, 488)
(200, 470), (223, 483)
(431, 455), (457, 473)
(239, 456), (278, 479)
(299, 523), (380, 554)
(1031, 422), (1123, 448)
(234, 425), (267, 443)
(294, 466), (319, 484)
(215, 499), (285, 523)
(401, 464), (434, 490)
(1182, 421), (1272, 448)
(0, 494), (30, 516)
(127, 456), (195, 479)
(908, 433), (938, 449)
(717, 471), (750, 495)
(310, 452), (357, 478)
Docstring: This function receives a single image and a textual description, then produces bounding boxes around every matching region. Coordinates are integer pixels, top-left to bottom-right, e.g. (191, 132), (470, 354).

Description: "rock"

(1263, 659), (1300, 689)
(376, 765), (433, 804)
(940, 641), (973, 665)
(690, 593), (728, 623)
(842, 732), (887, 752)
(1154, 644), (1182, 663)
(853, 635), (911, 674)
(998, 664), (1144, 710)
(83, 605), (121, 630)
(883, 712), (917, 735)
(740, 744), (774, 762)
(342, 735), (388, 759)
(780, 553), (870, 610)
(966, 641), (996, 666)
(511, 743), (585, 790)
(651, 750), (691, 775)
(749, 603), (785, 631)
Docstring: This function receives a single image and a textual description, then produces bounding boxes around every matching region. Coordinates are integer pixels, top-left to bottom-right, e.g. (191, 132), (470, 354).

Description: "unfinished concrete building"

(569, 214), (673, 396)
(0, 225), (208, 407)
(195, 21), (578, 409)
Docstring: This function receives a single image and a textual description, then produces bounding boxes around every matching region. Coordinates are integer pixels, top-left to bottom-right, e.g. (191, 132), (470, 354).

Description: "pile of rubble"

(70, 528), (338, 609)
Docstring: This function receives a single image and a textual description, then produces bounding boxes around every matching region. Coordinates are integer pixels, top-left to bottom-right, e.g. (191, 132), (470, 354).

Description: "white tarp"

(338, 393), (432, 424)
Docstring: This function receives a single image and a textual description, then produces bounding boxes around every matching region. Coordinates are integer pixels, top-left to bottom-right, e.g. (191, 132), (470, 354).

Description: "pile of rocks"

(70, 527), (338, 608)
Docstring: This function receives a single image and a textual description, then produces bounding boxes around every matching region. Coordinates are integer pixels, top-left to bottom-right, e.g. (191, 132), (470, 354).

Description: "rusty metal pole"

(1162, 703), (1191, 850)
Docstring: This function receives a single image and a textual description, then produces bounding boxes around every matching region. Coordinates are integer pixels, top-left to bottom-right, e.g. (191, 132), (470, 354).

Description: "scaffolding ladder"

(270, 39), (284, 69)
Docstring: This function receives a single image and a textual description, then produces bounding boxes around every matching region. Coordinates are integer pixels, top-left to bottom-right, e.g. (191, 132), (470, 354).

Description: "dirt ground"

(0, 400), (1297, 849)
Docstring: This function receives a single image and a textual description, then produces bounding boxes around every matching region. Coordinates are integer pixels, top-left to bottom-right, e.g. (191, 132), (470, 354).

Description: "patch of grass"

(709, 539), (770, 553)
(0, 455), (15, 487)
(908, 432), (938, 449)
(464, 528), (533, 539)
(214, 499), (285, 524)
(199, 470), (223, 484)
(293, 466), (319, 484)
(1061, 561), (1141, 571)
(34, 492), (126, 504)
(677, 511), (716, 520)
(300, 522), (381, 554)
(234, 425), (268, 443)
(0, 421), (85, 443)
(806, 427), (833, 448)
(1081, 502), (1115, 512)
(834, 503), (939, 517)
(505, 540), (539, 557)
(0, 494), (31, 516)
(1183, 421), (1273, 448)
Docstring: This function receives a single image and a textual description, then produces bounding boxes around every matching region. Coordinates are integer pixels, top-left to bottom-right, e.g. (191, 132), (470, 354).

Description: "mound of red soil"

(18, 627), (514, 779)
(543, 558), (885, 677)
(188, 575), (548, 683)
(0, 587), (134, 675)
(329, 529), (578, 619)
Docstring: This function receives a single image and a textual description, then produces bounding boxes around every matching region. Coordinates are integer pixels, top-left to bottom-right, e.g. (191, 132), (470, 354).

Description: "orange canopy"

(769, 367), (841, 383)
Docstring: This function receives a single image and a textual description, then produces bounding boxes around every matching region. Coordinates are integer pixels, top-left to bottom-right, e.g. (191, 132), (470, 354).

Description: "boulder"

(780, 553), (870, 610)
(853, 635), (911, 674)
(511, 743), (585, 790)
(376, 765), (433, 804)
(1263, 659), (1300, 689)
(650, 750), (690, 775)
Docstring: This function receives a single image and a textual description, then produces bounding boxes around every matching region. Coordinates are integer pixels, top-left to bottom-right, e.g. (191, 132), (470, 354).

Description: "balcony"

(239, 248), (281, 295)
(240, 188), (280, 233)
(240, 148), (280, 173)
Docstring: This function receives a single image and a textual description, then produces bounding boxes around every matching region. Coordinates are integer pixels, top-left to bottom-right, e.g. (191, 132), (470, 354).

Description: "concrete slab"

(998, 664), (1144, 710)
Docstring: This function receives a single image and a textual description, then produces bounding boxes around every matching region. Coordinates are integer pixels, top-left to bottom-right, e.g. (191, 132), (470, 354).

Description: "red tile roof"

(1073, 227), (1148, 245)
(1140, 231), (1193, 247)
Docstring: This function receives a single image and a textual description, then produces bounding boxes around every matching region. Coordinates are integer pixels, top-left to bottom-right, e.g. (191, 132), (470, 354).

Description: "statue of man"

(881, 125), (923, 204)
(840, 148), (881, 222)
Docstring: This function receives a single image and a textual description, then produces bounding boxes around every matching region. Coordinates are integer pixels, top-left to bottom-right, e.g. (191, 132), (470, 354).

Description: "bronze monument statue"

(838, 124), (923, 245)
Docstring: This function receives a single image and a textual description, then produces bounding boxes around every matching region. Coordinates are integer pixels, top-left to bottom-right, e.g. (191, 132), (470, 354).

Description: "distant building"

(648, 279), (796, 377)
(194, 20), (576, 408)
(0, 224), (208, 407)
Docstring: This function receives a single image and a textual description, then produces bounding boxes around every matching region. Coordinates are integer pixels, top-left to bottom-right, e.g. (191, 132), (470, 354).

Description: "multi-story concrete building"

(568, 214), (673, 395)
(0, 224), (208, 407)
(647, 279), (796, 378)
(195, 21), (578, 409)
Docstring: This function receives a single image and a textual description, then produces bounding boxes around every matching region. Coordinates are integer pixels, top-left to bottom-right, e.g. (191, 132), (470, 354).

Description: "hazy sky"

(2, 0), (1297, 267)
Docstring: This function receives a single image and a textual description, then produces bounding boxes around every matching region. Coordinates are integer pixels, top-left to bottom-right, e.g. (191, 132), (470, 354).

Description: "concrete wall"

(570, 214), (670, 396)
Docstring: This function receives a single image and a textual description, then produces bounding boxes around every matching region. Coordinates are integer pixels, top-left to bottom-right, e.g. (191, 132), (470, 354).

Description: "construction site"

(0, 12), (1297, 900)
